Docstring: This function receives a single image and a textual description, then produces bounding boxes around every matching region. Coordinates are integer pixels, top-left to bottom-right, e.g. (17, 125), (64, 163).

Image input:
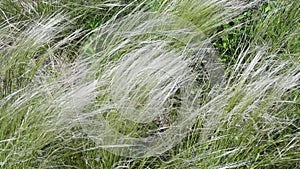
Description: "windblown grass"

(0, 0), (299, 168)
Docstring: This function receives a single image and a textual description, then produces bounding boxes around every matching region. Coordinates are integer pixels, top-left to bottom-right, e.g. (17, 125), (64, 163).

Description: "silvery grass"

(0, 0), (299, 168)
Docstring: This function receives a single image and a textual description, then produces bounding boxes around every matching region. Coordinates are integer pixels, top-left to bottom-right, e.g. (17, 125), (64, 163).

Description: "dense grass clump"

(0, 0), (299, 168)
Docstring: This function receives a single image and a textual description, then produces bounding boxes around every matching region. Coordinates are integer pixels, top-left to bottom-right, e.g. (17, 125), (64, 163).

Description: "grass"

(0, 0), (299, 168)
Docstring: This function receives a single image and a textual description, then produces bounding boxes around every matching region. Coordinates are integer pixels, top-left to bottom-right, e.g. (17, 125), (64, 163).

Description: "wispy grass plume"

(0, 0), (299, 168)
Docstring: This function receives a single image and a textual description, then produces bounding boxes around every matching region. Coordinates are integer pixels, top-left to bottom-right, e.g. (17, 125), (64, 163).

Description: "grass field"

(0, 0), (299, 168)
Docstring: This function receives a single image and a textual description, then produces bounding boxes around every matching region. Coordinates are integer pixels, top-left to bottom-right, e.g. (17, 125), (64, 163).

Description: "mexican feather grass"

(0, 0), (299, 168)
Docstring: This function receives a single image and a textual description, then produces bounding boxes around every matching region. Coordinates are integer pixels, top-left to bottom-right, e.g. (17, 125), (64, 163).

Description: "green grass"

(0, 0), (299, 168)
